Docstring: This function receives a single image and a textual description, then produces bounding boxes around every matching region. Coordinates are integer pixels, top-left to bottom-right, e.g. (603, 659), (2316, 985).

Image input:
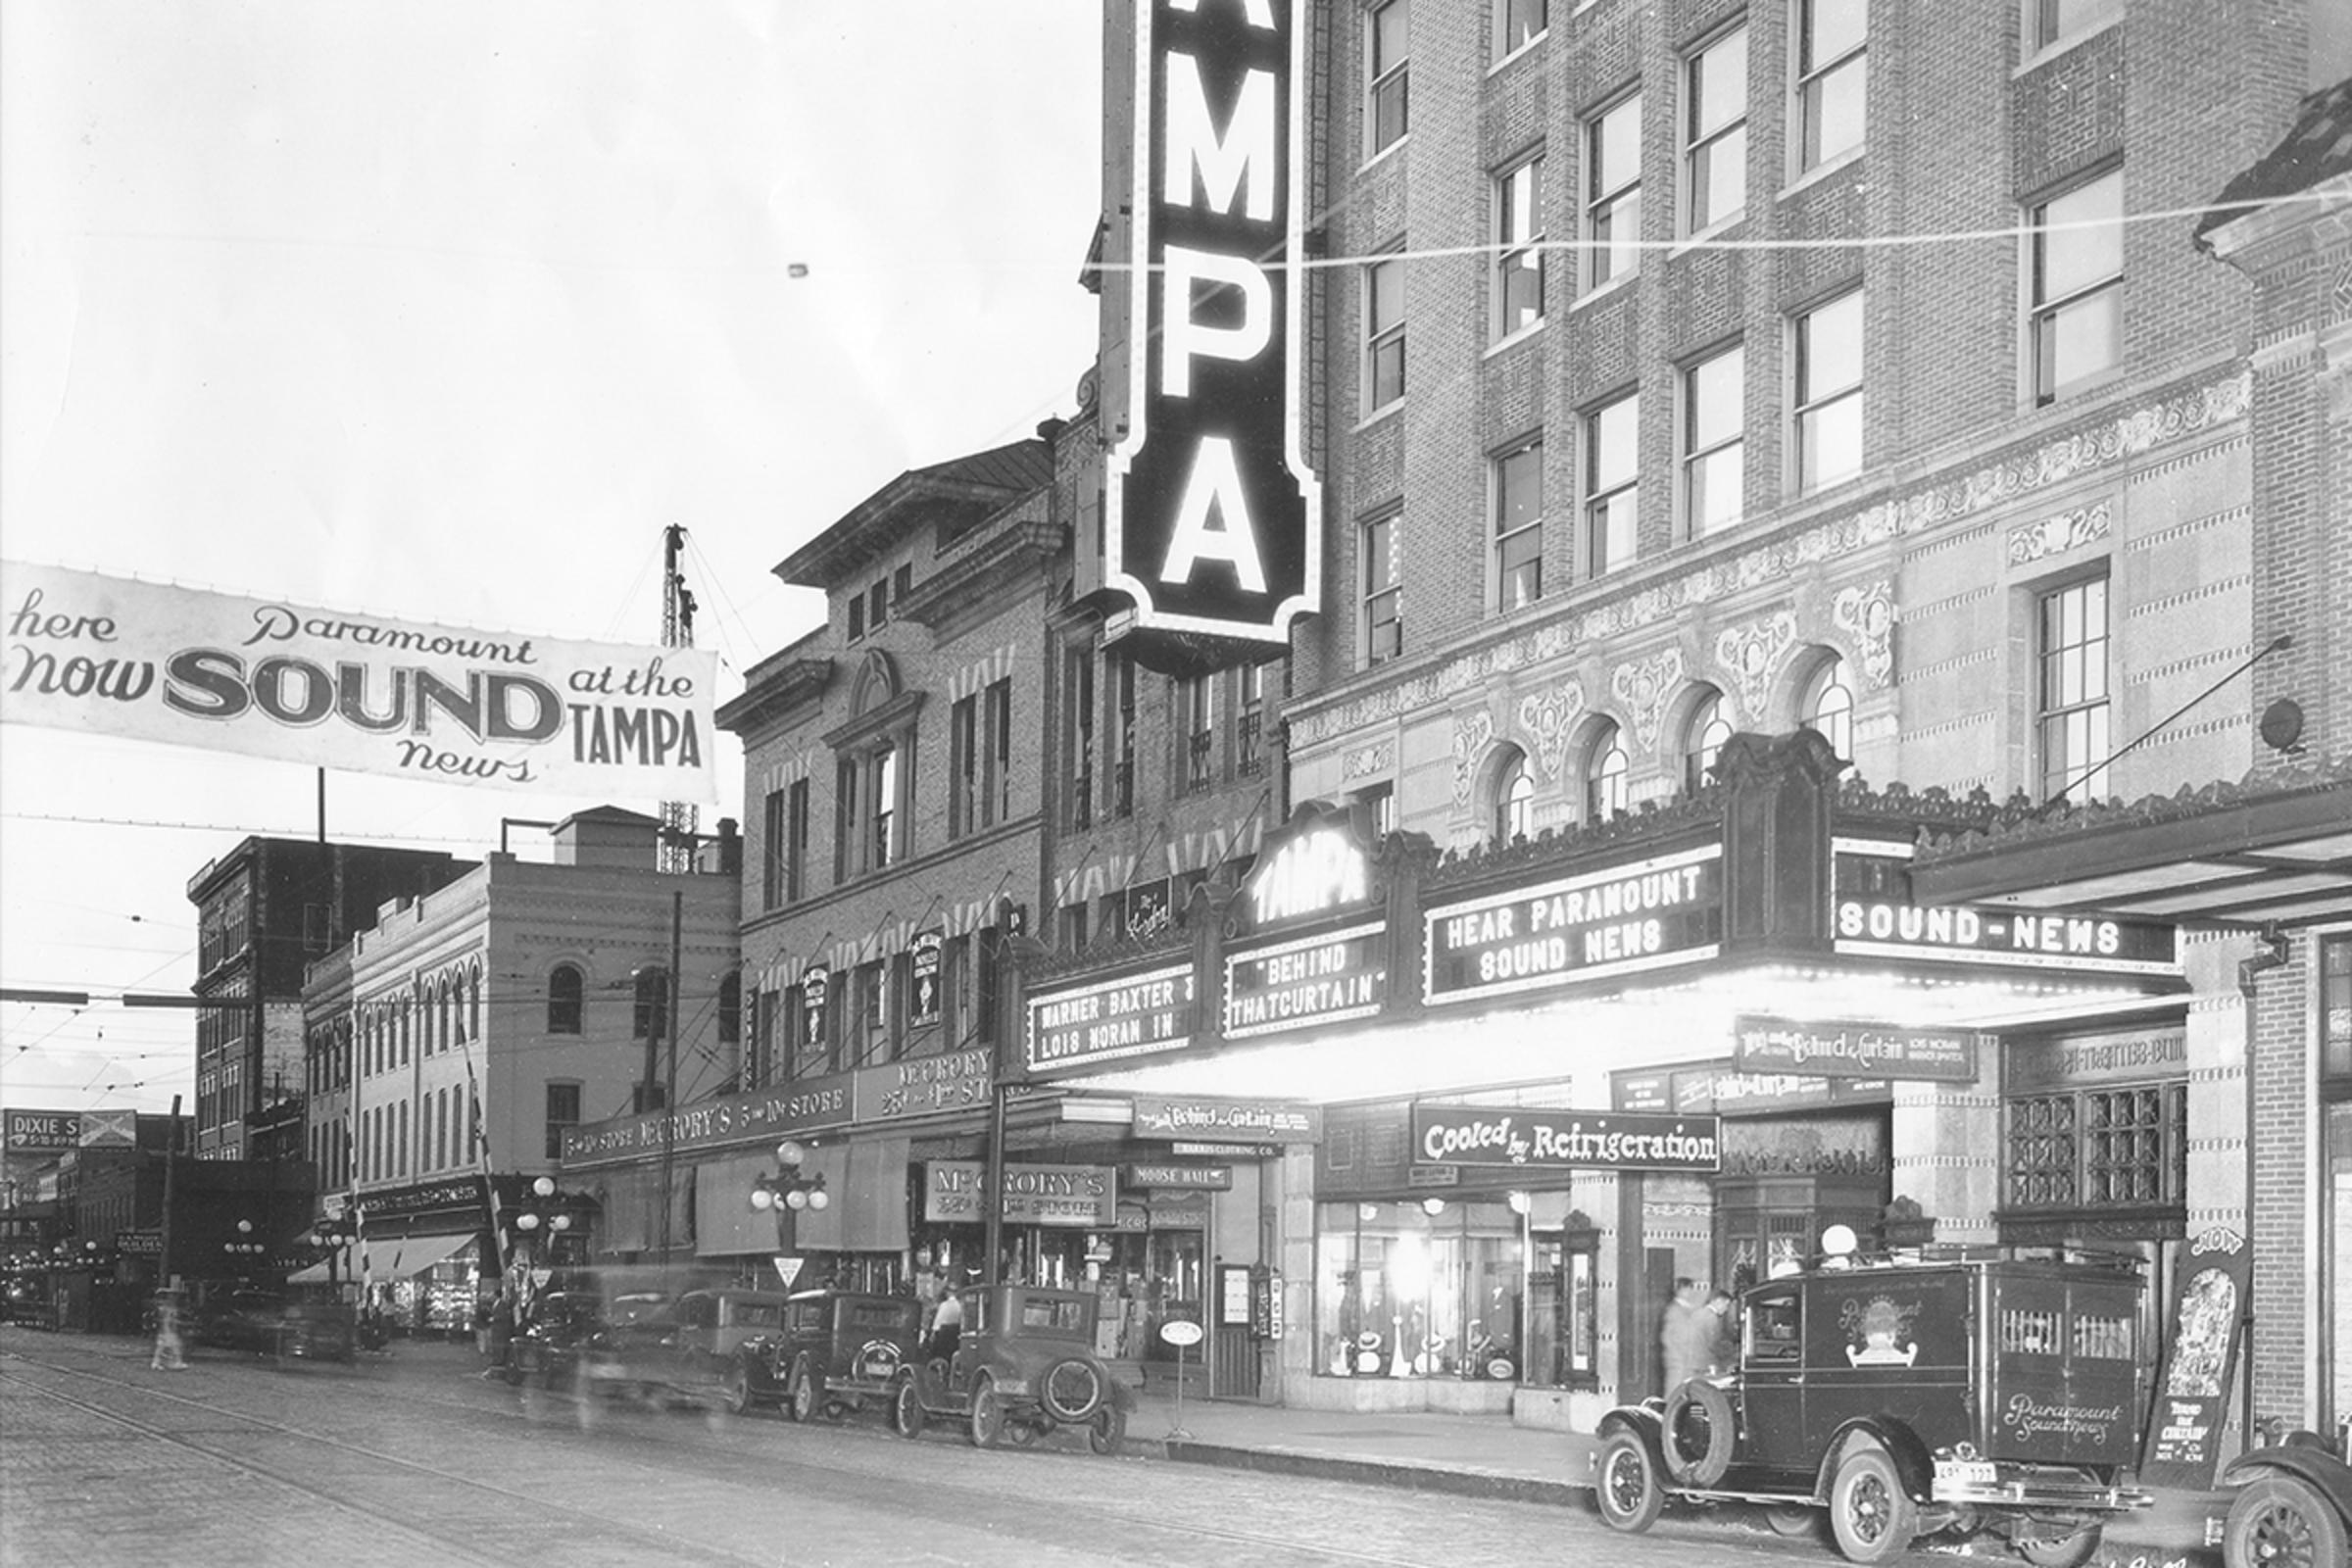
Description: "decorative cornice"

(1610, 649), (1684, 755)
(1912, 751), (2352, 863)
(1517, 681), (1587, 780)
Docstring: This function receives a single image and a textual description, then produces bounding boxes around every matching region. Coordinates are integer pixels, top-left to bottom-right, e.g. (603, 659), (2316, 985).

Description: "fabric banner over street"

(0, 563), (715, 801)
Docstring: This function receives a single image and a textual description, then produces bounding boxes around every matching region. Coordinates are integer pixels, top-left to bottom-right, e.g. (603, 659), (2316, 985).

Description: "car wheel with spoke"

(1828, 1442), (1918, 1565)
(1764, 1504), (1816, 1538)
(1594, 1430), (1664, 1534)
(969, 1374), (1004, 1448)
(1039, 1358), (1103, 1424)
(785, 1358), (819, 1424)
(1087, 1403), (1126, 1457)
(889, 1372), (926, 1439)
(2224, 1475), (2346, 1568)
(721, 1363), (753, 1417)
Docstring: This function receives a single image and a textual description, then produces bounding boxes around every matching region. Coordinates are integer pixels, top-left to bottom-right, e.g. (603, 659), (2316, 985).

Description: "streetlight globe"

(516, 1213), (540, 1232)
(750, 1188), (774, 1211)
(784, 1188), (808, 1211)
(236, 1219), (254, 1235)
(807, 1188), (830, 1211)
(532, 1176), (557, 1199)
(549, 1214), (571, 1233)
(777, 1139), (806, 1168)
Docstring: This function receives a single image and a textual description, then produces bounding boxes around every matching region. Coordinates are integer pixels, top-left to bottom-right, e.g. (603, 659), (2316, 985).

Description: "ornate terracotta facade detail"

(1450, 710), (1496, 807)
(1833, 580), (1896, 689)
(2006, 503), (2112, 567)
(1715, 612), (1799, 722)
(1341, 742), (1394, 780)
(1286, 371), (2248, 752)
(1515, 681), (1587, 781)
(1610, 649), (1685, 756)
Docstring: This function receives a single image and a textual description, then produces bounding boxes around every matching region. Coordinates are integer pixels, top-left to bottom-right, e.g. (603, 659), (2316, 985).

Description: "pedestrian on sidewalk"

(1704, 1288), (1737, 1373)
(149, 1289), (186, 1370)
(1659, 1278), (1713, 1393)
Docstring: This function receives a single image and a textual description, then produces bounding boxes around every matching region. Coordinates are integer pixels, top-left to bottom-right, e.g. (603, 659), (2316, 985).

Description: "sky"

(0, 1), (1104, 1118)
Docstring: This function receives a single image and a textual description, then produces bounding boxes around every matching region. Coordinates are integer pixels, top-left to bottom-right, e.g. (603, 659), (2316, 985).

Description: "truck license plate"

(1936, 1459), (1997, 1487)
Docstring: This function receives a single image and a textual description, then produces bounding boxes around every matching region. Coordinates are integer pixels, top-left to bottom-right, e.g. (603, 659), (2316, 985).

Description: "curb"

(1157, 1439), (1589, 1508)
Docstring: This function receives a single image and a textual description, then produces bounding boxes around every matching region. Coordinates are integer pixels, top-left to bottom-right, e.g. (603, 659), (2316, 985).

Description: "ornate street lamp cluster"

(513, 1175), (573, 1240)
(221, 1218), (266, 1260)
(748, 1140), (828, 1215)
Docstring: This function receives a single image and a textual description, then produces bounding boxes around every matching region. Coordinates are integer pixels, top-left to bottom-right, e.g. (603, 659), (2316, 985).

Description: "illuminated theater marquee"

(1107, 0), (1319, 648)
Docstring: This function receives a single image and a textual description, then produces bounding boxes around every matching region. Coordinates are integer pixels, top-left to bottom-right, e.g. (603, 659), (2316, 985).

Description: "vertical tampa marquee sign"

(1109, 0), (1319, 662)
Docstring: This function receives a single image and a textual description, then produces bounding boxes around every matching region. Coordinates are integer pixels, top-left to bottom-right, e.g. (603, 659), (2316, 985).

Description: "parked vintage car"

(769, 1289), (923, 1423)
(2219, 1429), (2350, 1568)
(274, 1298), (357, 1362)
(192, 1289), (292, 1354)
(887, 1284), (1134, 1455)
(1593, 1243), (2151, 1566)
(572, 1286), (794, 1413)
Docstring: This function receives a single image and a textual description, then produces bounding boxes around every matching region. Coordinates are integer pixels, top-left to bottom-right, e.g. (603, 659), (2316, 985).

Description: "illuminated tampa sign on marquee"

(1106, 0), (1319, 654)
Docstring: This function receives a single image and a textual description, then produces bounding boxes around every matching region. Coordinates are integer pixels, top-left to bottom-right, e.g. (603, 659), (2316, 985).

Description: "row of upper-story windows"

(541, 961), (740, 1047)
(1355, 3), (2125, 449)
(1355, 147), (2122, 668)
(1405, 563), (2110, 848)
(844, 564), (913, 641)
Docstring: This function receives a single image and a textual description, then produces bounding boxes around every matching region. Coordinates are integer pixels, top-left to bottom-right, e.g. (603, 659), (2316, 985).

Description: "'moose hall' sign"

(1107, 0), (1319, 655)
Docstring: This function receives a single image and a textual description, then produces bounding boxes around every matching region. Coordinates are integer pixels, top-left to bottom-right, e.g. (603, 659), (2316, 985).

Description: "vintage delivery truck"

(1595, 1240), (2151, 1565)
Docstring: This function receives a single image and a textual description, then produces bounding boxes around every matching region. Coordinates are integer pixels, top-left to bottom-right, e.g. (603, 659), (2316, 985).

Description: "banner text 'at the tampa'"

(0, 562), (716, 802)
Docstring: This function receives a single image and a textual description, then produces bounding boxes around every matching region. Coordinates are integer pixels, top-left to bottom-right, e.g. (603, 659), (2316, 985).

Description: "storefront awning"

(1910, 760), (2352, 928)
(357, 1231), (476, 1279)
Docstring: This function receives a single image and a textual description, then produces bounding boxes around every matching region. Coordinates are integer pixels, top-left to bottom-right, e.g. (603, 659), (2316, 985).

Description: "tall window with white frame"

(1367, 0), (1409, 156)
(1794, 287), (1865, 493)
(2030, 167), (2123, 406)
(1584, 722), (1629, 822)
(1683, 343), (1744, 537)
(1686, 25), (1747, 234)
(1177, 674), (1215, 794)
(1066, 646), (1095, 831)
(984, 677), (1014, 825)
(1494, 437), (1544, 611)
(1497, 0), (1545, 58)
(950, 694), (978, 838)
(1802, 654), (1855, 760)
(2038, 575), (2111, 805)
(1237, 662), (1266, 778)
(1365, 252), (1405, 413)
(1585, 392), (1640, 577)
(1585, 93), (1642, 291)
(1108, 654), (1137, 818)
(1794, 0), (1867, 172)
(1494, 154), (1545, 340)
(1362, 512), (1401, 665)
(1494, 749), (1534, 844)
(2030, 0), (2122, 53)
(1684, 690), (1732, 794)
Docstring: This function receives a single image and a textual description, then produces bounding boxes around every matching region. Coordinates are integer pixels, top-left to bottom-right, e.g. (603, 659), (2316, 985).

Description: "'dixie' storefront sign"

(1104, 0), (1319, 656)
(1411, 1103), (1722, 1173)
(1424, 843), (1723, 1005)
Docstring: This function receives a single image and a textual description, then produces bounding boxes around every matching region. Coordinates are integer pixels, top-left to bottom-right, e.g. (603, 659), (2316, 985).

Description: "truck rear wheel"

(1829, 1442), (1918, 1565)
(1662, 1379), (1736, 1487)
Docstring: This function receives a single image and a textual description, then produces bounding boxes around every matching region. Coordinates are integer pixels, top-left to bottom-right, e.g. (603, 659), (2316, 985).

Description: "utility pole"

(659, 524), (699, 876)
(659, 889), (683, 1265)
(160, 1094), (180, 1289)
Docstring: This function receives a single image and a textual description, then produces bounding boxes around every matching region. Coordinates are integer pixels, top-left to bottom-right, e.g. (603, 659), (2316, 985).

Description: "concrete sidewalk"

(1126, 1387), (2231, 1565)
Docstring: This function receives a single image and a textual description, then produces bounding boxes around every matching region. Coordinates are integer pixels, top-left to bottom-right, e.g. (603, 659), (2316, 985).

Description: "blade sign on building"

(1107, 0), (1319, 655)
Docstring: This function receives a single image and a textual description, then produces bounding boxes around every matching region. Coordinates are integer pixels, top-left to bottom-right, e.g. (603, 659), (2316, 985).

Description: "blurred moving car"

(888, 1284), (1134, 1455)
(192, 1289), (292, 1355)
(559, 1286), (794, 1413)
(507, 1291), (606, 1388)
(769, 1289), (923, 1424)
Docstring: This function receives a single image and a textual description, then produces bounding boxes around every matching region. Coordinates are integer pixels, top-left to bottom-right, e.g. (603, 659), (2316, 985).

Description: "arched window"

(547, 964), (583, 1035)
(1802, 654), (1854, 760)
(1684, 690), (1732, 794)
(633, 966), (670, 1041)
(1494, 749), (1534, 844)
(1584, 722), (1629, 821)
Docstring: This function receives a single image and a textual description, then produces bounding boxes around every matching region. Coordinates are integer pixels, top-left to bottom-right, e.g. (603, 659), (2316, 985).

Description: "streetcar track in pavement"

(3, 1348), (1599, 1568)
(0, 1358), (775, 1568)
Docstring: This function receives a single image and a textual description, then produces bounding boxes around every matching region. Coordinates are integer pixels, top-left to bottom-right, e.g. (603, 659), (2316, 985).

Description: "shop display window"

(1314, 1199), (1520, 1380)
(1525, 1217), (1599, 1388)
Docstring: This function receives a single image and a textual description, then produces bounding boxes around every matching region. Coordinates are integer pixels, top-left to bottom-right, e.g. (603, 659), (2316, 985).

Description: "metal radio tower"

(660, 523), (699, 875)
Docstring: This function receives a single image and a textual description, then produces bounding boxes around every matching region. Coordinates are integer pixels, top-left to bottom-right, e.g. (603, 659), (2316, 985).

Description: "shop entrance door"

(1210, 1263), (1263, 1400)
